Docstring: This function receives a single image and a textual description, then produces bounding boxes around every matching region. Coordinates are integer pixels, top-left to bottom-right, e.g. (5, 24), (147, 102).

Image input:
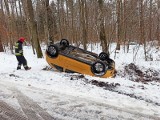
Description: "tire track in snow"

(0, 100), (27, 120)
(12, 89), (55, 120)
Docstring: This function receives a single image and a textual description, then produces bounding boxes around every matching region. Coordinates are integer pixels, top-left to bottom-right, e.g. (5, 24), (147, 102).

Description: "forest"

(0, 0), (160, 59)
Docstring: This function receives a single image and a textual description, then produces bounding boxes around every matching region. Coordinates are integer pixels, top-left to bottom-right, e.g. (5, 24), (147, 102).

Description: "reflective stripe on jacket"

(15, 41), (23, 56)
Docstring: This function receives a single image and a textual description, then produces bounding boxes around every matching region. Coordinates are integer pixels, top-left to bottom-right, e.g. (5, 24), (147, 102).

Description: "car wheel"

(47, 45), (58, 58)
(91, 61), (106, 76)
(99, 52), (109, 61)
(60, 39), (69, 48)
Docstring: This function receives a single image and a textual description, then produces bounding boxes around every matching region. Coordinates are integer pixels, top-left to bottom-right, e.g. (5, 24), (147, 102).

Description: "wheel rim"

(94, 62), (104, 72)
(91, 61), (106, 76)
(100, 54), (107, 59)
(99, 52), (108, 60)
(48, 46), (56, 55)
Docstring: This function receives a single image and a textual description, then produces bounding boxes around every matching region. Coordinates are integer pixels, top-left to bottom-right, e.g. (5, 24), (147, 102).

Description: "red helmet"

(19, 37), (25, 42)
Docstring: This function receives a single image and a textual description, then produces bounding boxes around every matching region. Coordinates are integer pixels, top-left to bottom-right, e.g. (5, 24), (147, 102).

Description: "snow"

(0, 43), (160, 119)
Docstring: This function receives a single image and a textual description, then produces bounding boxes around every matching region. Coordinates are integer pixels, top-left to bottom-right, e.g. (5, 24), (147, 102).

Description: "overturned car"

(46, 39), (116, 78)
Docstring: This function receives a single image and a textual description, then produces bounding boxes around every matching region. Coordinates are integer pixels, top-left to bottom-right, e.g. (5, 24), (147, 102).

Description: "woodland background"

(0, 0), (160, 59)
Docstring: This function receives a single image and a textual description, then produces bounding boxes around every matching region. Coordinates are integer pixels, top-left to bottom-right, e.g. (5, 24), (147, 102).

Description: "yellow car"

(46, 39), (116, 78)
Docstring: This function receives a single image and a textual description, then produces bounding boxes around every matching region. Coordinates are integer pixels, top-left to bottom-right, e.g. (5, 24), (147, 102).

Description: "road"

(0, 80), (159, 120)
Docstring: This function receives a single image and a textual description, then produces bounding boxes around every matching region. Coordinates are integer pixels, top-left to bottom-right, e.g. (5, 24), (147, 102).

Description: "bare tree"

(50, 1), (58, 42)
(116, 0), (122, 50)
(21, 0), (36, 55)
(79, 0), (87, 50)
(149, 0), (153, 41)
(123, 0), (127, 52)
(0, 35), (4, 52)
(66, 0), (73, 43)
(57, 0), (63, 38)
(18, 0), (24, 36)
(4, 0), (14, 53)
(10, 0), (18, 40)
(98, 0), (108, 53)
(0, 0), (4, 52)
(25, 0), (43, 58)
(139, 0), (147, 61)
(157, 0), (160, 45)
(44, 0), (54, 43)
(139, 0), (145, 44)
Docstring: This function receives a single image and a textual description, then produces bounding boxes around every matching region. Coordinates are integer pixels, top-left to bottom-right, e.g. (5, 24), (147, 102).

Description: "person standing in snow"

(15, 37), (31, 70)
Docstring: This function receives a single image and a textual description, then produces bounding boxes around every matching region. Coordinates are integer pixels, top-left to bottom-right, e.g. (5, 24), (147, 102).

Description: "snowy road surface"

(0, 80), (159, 120)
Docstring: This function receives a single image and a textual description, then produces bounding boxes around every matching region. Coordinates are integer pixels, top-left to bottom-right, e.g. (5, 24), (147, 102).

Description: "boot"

(17, 65), (21, 70)
(17, 67), (21, 70)
(25, 67), (31, 70)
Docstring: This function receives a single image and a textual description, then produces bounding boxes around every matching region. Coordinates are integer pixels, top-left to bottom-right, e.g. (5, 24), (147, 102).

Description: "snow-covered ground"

(0, 43), (160, 119)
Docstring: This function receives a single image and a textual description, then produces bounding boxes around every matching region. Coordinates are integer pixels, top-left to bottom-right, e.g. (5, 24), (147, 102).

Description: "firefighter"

(15, 37), (31, 70)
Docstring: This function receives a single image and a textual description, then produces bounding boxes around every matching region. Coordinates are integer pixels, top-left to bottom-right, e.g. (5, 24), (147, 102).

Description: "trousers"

(16, 56), (27, 68)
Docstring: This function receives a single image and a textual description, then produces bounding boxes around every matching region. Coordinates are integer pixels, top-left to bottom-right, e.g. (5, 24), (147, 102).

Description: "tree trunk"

(10, 1), (17, 41)
(68, 0), (74, 43)
(139, 0), (147, 61)
(116, 0), (122, 50)
(139, 0), (145, 44)
(98, 0), (108, 53)
(26, 0), (43, 58)
(157, 0), (160, 45)
(4, 0), (14, 54)
(80, 0), (87, 50)
(50, 1), (58, 42)
(21, 0), (35, 55)
(0, 0), (5, 52)
(149, 0), (152, 41)
(45, 0), (54, 43)
(57, 0), (62, 38)
(123, 0), (127, 52)
(0, 35), (4, 52)
(18, 0), (24, 36)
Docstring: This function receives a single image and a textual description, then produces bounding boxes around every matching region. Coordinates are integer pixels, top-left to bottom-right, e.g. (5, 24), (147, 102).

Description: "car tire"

(47, 45), (58, 58)
(99, 52), (109, 61)
(60, 39), (69, 48)
(91, 61), (106, 76)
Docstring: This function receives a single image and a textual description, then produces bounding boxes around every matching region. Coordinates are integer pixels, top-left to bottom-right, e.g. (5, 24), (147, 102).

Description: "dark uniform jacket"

(15, 41), (23, 56)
